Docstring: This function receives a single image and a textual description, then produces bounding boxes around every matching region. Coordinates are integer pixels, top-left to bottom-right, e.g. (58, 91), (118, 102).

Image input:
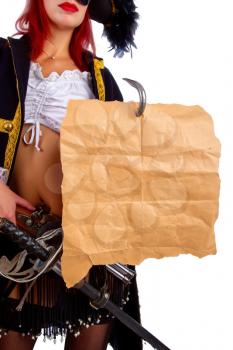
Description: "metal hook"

(122, 78), (147, 117)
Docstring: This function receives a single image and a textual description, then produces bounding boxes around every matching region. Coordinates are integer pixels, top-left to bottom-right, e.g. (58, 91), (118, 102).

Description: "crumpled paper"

(60, 100), (221, 288)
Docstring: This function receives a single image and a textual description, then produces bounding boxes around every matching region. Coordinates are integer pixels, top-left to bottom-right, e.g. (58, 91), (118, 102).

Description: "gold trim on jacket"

(93, 58), (105, 101)
(0, 39), (22, 172)
(0, 104), (21, 170)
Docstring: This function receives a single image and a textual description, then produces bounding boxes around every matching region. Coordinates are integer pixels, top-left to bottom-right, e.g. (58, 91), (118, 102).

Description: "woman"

(0, 0), (142, 349)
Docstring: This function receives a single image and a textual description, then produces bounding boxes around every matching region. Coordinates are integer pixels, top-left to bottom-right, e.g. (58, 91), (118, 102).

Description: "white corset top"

(23, 61), (95, 151)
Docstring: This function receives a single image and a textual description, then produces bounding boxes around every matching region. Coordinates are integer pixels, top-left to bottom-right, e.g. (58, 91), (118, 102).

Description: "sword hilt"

(0, 217), (49, 261)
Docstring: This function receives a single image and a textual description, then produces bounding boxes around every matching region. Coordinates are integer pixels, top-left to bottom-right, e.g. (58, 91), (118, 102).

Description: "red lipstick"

(58, 2), (79, 12)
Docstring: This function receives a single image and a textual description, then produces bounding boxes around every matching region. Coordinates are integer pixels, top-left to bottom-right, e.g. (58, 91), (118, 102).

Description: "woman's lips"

(58, 2), (79, 12)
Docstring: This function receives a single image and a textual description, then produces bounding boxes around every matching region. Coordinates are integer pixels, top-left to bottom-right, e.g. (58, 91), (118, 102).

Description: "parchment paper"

(60, 100), (221, 288)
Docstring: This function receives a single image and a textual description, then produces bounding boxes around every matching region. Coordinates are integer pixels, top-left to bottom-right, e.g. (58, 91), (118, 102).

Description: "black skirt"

(0, 263), (143, 349)
(0, 204), (143, 349)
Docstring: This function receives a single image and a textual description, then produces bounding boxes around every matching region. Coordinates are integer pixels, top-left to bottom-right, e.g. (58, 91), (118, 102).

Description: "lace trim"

(0, 167), (9, 184)
(31, 61), (90, 81)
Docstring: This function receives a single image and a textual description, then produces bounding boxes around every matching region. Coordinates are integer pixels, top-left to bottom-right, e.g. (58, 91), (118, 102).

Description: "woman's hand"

(0, 181), (36, 225)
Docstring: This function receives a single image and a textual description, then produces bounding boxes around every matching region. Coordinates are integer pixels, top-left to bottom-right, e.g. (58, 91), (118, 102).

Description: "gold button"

(3, 121), (13, 132)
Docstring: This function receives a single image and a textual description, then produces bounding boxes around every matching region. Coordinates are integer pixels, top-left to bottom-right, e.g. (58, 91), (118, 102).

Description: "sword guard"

(89, 287), (110, 310)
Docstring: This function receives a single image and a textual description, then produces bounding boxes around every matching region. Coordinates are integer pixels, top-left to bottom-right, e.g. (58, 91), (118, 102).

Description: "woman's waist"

(9, 169), (63, 218)
(9, 124), (63, 216)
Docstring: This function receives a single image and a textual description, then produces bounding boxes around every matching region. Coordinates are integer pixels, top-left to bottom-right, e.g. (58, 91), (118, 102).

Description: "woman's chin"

(49, 20), (78, 32)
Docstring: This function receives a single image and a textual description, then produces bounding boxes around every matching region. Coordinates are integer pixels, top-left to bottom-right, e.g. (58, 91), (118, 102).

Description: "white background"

(1, 1), (233, 349)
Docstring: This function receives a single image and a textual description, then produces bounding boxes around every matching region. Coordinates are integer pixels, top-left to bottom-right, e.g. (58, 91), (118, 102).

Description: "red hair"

(14, 0), (96, 72)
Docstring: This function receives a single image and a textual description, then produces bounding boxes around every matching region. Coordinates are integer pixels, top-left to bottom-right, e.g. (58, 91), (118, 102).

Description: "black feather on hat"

(88, 0), (139, 58)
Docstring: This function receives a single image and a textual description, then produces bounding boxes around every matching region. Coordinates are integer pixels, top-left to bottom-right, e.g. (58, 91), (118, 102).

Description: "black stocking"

(64, 321), (114, 350)
(0, 330), (37, 350)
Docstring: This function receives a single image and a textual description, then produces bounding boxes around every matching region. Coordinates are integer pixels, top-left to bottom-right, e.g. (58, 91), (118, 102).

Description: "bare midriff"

(7, 123), (63, 302)
(9, 123), (63, 215)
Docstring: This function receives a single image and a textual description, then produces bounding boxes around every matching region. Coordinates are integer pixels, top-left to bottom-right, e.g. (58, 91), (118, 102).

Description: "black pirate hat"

(88, 0), (139, 57)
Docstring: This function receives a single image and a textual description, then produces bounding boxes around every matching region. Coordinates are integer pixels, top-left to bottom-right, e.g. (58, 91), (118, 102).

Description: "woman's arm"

(0, 37), (36, 224)
(0, 37), (6, 46)
(0, 38), (9, 184)
(0, 36), (7, 59)
(0, 38), (9, 185)
(0, 180), (36, 225)
(102, 66), (124, 102)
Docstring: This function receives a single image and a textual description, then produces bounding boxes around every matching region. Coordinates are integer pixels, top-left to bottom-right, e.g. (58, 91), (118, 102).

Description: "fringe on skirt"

(0, 263), (129, 338)
(0, 264), (143, 349)
(0, 203), (143, 349)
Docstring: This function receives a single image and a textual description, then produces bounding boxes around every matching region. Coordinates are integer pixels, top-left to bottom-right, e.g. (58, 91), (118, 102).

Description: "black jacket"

(0, 34), (123, 184)
(0, 34), (142, 350)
